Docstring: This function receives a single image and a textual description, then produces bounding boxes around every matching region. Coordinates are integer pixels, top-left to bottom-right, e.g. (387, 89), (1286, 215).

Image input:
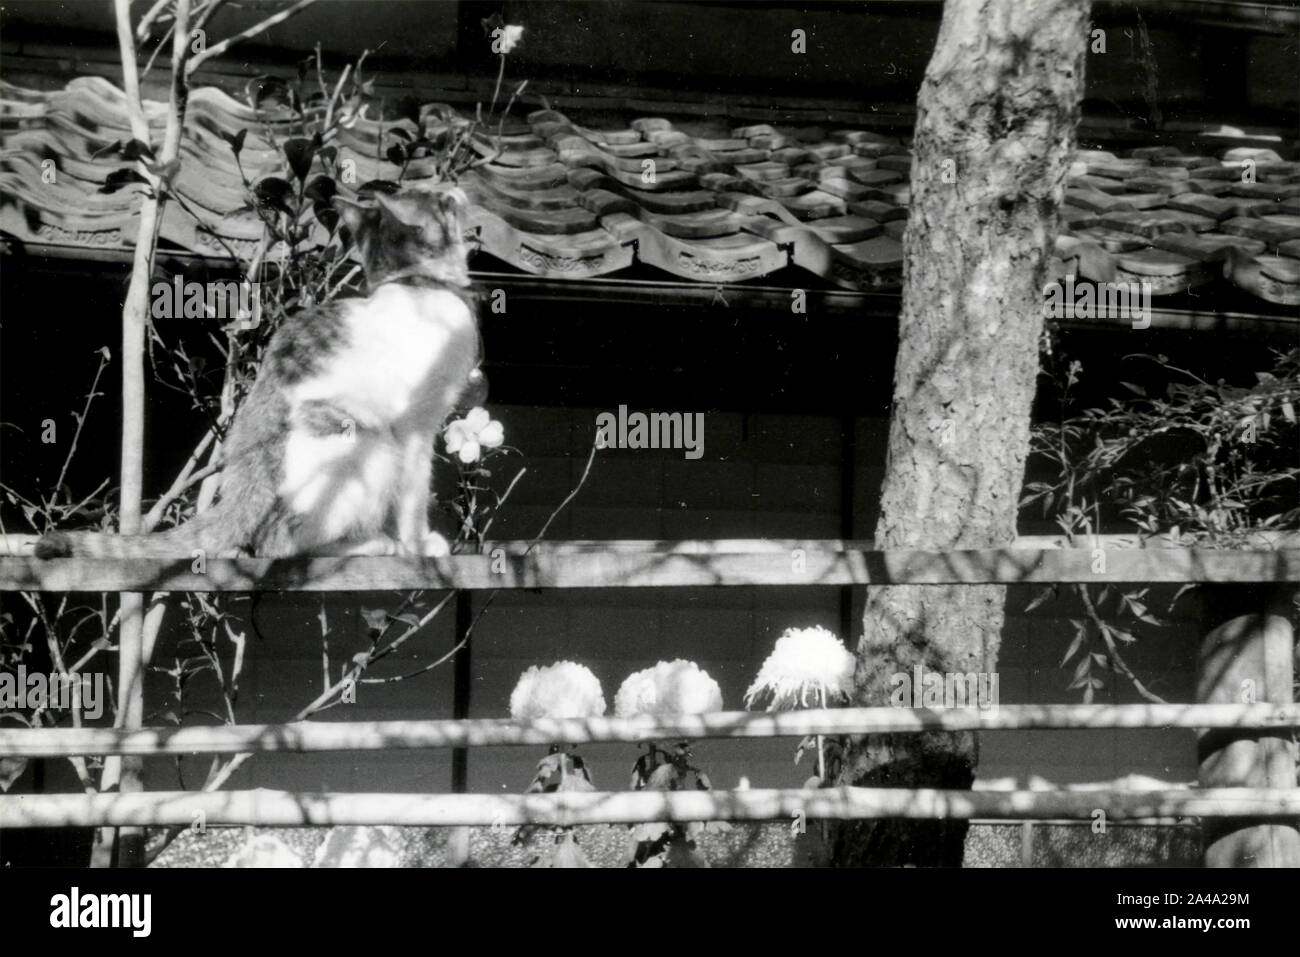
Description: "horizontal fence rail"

(4, 705), (1299, 757)
(3, 787), (1298, 829)
(1, 543), (1296, 591)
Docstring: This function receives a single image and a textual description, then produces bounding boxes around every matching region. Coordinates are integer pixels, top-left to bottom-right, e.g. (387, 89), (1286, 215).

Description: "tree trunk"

(833, 0), (1091, 867)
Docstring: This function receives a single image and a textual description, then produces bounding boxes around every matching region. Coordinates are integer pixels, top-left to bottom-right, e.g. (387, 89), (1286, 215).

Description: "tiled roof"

(2, 76), (1299, 306)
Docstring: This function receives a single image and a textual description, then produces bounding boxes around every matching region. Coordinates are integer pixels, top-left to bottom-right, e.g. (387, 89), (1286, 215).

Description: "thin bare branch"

(186, 0), (321, 76)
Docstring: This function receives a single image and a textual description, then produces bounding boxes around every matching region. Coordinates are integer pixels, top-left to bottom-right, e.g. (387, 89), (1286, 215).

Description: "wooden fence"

(0, 540), (1297, 862)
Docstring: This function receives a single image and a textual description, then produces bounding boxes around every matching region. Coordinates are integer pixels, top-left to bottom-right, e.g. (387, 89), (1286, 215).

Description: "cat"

(36, 186), (481, 560)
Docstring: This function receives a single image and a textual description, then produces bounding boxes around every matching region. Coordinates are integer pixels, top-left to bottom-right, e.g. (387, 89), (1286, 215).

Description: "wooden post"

(1019, 821), (1034, 867)
(1197, 590), (1300, 867)
(451, 591), (474, 791)
(838, 414), (857, 643)
(447, 590), (475, 866)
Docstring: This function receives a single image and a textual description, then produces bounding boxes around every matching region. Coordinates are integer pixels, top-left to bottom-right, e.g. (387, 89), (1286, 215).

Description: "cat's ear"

(434, 187), (468, 216)
(332, 197), (373, 241)
(435, 188), (467, 230)
(371, 190), (420, 226)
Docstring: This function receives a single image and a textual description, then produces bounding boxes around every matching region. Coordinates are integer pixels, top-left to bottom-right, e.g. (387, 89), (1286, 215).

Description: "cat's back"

(278, 283), (477, 423)
(364, 282), (476, 362)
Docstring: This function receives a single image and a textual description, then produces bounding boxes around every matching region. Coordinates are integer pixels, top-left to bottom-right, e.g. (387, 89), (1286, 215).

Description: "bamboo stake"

(185, 0), (320, 76)
(3, 704), (1298, 758)
(2, 547), (1296, 592)
(105, 0), (194, 870)
(2, 787), (1297, 829)
(9, 533), (1298, 557)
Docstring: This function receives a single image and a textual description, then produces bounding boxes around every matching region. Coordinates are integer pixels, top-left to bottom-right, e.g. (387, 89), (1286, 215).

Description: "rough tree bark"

(833, 0), (1091, 867)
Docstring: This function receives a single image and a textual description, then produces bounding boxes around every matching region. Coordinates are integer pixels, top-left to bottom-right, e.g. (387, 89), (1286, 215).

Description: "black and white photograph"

(0, 0), (1296, 923)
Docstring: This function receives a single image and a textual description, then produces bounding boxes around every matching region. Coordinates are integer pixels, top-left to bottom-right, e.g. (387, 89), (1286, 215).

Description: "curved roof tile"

(2, 76), (1299, 306)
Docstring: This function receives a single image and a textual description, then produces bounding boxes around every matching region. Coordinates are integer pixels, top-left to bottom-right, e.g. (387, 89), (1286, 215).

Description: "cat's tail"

(35, 511), (237, 559)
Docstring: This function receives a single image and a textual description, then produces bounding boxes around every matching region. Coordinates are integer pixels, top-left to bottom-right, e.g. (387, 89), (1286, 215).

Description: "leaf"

(629, 821), (671, 845)
(645, 763), (679, 791)
(304, 175), (336, 202)
(534, 752), (562, 777)
(555, 772), (596, 792)
(1070, 656), (1092, 683)
(222, 128), (248, 156)
(283, 135), (320, 182)
(120, 138), (156, 162)
(99, 167), (150, 194)
(310, 201), (335, 232)
(1168, 583), (1198, 609)
(253, 176), (294, 214)
(359, 607), (389, 633)
(0, 756), (27, 792)
(538, 834), (593, 868)
(1060, 618), (1087, 667)
(356, 179), (400, 196)
(1119, 381), (1146, 396)
(1024, 585), (1056, 614)
(91, 139), (123, 159)
(386, 143), (407, 166)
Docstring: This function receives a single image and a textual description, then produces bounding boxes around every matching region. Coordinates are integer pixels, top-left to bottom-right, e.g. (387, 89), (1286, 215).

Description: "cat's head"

(335, 186), (471, 289)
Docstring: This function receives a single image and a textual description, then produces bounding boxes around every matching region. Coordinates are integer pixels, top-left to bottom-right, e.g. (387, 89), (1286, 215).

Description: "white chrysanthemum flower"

(499, 24), (525, 53)
(444, 406), (504, 464)
(744, 626), (856, 711)
(223, 834), (304, 868)
(614, 659), (723, 718)
(509, 661), (606, 720)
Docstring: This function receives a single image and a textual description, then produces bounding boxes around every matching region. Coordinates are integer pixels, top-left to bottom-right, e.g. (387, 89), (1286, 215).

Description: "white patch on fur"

(279, 284), (476, 550)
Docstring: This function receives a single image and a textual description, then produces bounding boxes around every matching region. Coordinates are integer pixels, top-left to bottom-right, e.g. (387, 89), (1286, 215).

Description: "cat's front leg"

(335, 537), (401, 556)
(421, 532), (450, 557)
(395, 429), (444, 556)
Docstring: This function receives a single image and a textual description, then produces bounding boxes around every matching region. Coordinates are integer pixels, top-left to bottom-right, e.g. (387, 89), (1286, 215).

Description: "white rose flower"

(614, 659), (723, 718)
(744, 625), (856, 711)
(444, 406), (504, 464)
(509, 661), (606, 720)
